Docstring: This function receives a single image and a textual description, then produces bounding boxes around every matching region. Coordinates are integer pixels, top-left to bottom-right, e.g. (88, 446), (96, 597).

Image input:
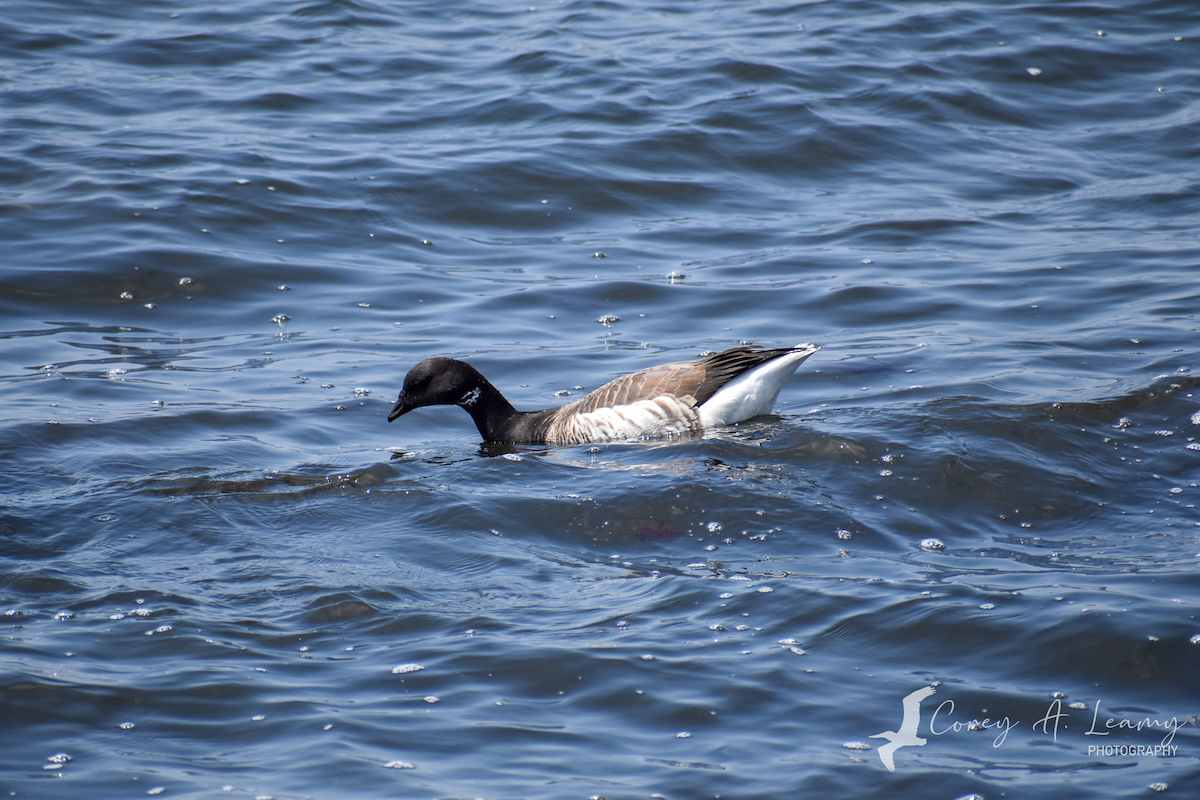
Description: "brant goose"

(388, 343), (819, 446)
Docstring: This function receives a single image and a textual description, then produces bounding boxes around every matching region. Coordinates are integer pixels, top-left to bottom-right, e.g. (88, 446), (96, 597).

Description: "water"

(3, 1), (1199, 797)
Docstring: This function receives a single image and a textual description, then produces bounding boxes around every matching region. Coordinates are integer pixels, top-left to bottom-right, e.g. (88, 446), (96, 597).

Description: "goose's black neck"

(461, 377), (559, 445)
(391, 357), (556, 445)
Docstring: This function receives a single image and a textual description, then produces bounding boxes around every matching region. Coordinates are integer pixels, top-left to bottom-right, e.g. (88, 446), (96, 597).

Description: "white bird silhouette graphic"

(871, 685), (937, 771)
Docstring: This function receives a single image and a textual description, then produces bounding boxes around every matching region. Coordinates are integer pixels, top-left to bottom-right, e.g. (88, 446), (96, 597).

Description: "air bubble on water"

(119, 291), (134, 300)
(384, 760), (415, 769)
(706, 521), (723, 533)
(593, 252), (605, 258)
(134, 608), (153, 617)
(323, 723), (333, 730)
(667, 271), (686, 282)
(236, 179), (250, 185)
(758, 586), (773, 593)
(502, 453), (522, 462)
(719, 592), (733, 599)
(1096, 30), (1106, 36)
(1149, 784), (1168, 793)
(954, 794), (985, 800)
(358, 302), (370, 308)
(392, 663), (424, 674)
(843, 741), (870, 751)
(353, 387), (369, 397)
(1170, 487), (1183, 494)
(836, 529), (852, 541)
(597, 314), (619, 325)
(54, 610), (73, 620)
(641, 654), (655, 661)
(423, 696), (439, 704)
(921, 538), (945, 551)
(1155, 430), (1174, 436)
(1190, 634), (1200, 645)
(554, 390), (571, 397)
(861, 258), (873, 264)
(47, 753), (71, 764)
(1027, 67), (1042, 75)
(616, 620), (628, 627)
(880, 469), (893, 477)
(1188, 443), (1200, 451)
(675, 731), (691, 738)
(251, 714), (265, 721)
(148, 787), (165, 795)
(107, 367), (128, 379)
(779, 637), (800, 646)
(120, 721), (135, 730)
(980, 603), (995, 610)
(179, 276), (193, 286)
(272, 314), (290, 324)
(705, 544), (718, 551)
(109, 612), (125, 620)
(736, 624), (749, 631)
(728, 574), (750, 581)
(789, 645), (807, 655)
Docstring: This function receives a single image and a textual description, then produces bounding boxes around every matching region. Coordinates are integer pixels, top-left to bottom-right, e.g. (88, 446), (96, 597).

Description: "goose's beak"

(388, 395), (414, 422)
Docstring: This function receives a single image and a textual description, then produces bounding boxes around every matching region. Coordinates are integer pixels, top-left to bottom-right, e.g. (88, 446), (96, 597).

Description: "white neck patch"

(459, 387), (481, 406)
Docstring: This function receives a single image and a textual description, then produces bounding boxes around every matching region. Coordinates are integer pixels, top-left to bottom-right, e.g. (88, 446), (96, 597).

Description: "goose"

(387, 343), (819, 446)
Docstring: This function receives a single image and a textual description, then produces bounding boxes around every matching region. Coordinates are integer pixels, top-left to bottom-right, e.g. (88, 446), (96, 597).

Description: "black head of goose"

(388, 343), (819, 446)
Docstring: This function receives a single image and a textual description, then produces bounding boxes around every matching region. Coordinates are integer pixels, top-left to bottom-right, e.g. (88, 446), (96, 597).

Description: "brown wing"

(559, 345), (804, 416)
(563, 358), (707, 415)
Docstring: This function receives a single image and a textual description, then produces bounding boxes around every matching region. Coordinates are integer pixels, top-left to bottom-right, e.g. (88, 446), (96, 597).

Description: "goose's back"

(566, 359), (705, 414)
(543, 360), (705, 445)
(534, 346), (816, 446)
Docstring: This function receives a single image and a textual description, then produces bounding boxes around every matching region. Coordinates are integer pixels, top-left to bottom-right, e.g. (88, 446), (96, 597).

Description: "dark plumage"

(388, 344), (819, 446)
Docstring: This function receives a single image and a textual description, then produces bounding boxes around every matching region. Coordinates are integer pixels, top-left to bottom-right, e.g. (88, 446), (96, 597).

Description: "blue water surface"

(2, 1), (1199, 798)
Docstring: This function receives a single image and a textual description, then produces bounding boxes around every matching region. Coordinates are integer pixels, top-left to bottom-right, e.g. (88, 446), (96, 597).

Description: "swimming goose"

(388, 343), (819, 446)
